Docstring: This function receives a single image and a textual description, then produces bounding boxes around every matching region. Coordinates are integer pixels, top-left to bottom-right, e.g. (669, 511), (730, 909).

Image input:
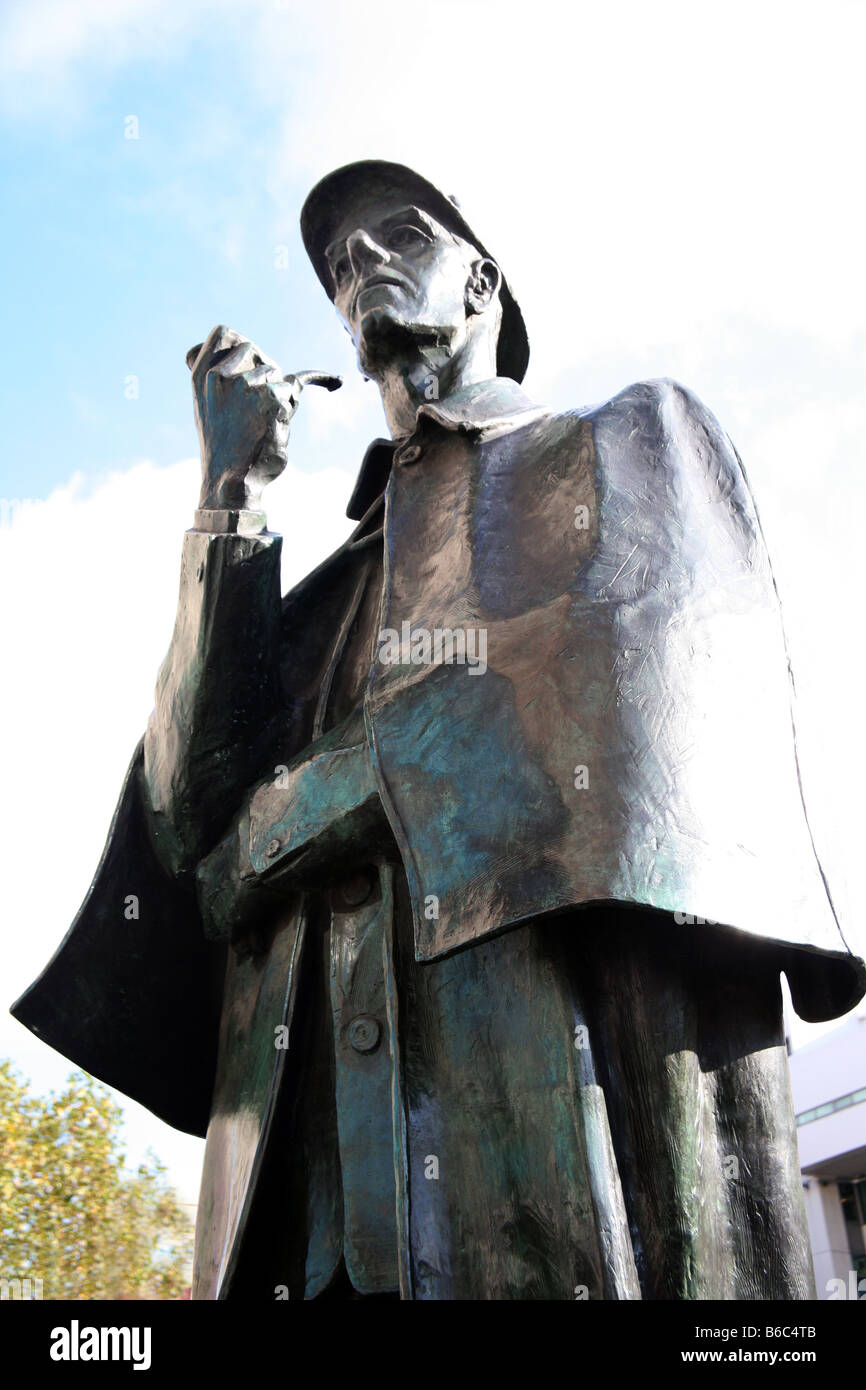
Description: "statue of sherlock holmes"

(13, 160), (866, 1300)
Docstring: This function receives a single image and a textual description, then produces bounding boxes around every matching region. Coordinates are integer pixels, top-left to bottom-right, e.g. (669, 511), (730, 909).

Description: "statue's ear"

(465, 258), (501, 316)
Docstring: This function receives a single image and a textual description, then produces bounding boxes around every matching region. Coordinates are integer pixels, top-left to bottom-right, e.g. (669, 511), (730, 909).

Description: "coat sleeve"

(144, 528), (284, 874)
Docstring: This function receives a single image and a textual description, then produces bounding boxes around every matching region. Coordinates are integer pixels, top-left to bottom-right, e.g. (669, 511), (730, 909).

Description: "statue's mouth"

(353, 276), (406, 313)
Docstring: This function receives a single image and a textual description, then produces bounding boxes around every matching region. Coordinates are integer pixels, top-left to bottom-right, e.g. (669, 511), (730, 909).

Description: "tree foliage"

(0, 1061), (193, 1299)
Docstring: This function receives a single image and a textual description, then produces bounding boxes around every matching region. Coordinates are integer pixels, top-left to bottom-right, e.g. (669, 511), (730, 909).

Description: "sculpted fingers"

(188, 331), (341, 511)
(263, 378), (300, 420)
(188, 325), (246, 380)
(244, 362), (293, 392)
(213, 340), (259, 377)
(188, 325), (284, 384)
(220, 371), (300, 426)
(213, 338), (282, 379)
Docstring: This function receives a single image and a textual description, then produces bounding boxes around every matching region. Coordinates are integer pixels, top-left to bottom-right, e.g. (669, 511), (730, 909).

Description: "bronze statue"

(13, 161), (866, 1301)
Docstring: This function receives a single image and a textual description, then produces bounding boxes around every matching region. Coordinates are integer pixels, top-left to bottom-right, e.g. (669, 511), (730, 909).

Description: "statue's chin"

(356, 308), (413, 376)
(357, 311), (455, 378)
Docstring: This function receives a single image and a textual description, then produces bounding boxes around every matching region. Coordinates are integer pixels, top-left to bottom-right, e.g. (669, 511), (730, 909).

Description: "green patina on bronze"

(12, 160), (865, 1301)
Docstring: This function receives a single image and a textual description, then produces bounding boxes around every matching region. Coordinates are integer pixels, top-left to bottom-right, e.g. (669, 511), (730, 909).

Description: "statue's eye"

(387, 224), (427, 251)
(333, 255), (351, 285)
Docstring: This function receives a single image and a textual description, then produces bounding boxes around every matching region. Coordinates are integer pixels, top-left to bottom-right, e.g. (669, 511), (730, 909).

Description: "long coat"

(12, 375), (865, 1298)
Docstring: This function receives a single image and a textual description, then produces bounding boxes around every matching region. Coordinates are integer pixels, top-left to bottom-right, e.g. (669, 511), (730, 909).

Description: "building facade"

(790, 1005), (866, 1299)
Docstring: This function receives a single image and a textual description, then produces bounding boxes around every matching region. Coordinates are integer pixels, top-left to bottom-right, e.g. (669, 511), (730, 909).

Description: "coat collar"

(346, 377), (546, 519)
(415, 376), (545, 437)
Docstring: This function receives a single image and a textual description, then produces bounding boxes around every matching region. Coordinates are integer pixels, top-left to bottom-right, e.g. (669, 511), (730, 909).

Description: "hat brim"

(300, 160), (529, 384)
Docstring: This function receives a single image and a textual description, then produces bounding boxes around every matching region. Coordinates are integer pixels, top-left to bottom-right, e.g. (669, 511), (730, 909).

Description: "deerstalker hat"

(300, 159), (529, 383)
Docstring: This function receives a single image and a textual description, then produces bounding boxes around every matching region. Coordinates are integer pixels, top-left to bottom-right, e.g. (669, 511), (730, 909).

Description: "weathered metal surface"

(11, 158), (866, 1301)
(327, 859), (400, 1294)
(365, 376), (859, 1002)
(392, 895), (815, 1299)
(193, 899), (307, 1299)
(9, 741), (223, 1135)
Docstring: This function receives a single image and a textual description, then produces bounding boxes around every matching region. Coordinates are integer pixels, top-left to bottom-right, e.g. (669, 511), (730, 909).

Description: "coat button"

(265, 838), (282, 857)
(332, 867), (376, 910)
(397, 443), (422, 465)
(347, 1016), (381, 1053)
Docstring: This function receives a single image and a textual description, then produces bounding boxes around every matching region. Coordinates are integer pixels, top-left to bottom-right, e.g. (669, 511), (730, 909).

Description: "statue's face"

(325, 198), (486, 373)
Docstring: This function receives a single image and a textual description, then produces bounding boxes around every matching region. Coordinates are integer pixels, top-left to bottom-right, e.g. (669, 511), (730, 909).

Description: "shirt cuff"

(193, 508), (268, 535)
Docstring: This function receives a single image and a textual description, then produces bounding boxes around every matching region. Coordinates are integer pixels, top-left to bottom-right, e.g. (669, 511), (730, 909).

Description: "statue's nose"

(346, 228), (389, 272)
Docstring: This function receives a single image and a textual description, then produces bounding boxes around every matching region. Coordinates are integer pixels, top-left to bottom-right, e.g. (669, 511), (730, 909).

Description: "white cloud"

(0, 452), (354, 1202)
(0, 0), (230, 116)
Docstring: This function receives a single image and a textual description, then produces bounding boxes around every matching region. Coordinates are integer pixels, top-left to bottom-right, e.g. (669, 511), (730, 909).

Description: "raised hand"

(186, 325), (340, 512)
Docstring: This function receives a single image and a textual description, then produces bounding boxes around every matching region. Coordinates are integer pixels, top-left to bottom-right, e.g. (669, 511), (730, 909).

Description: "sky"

(2, 0), (865, 1207)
